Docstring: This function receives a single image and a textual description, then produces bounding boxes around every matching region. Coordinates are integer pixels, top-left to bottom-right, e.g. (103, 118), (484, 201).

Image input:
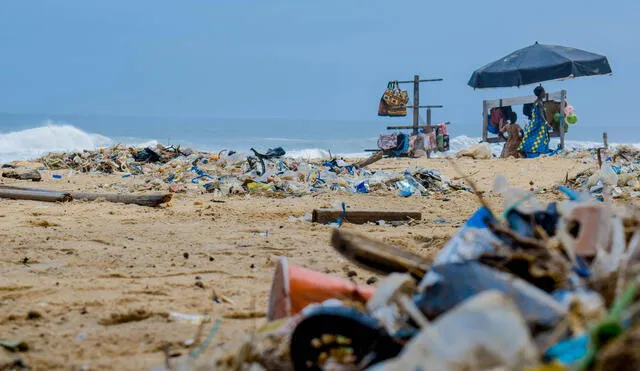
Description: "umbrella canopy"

(468, 42), (612, 89)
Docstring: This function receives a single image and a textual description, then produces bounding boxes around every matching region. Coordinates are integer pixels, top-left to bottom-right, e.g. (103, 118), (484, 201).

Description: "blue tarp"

(468, 43), (612, 89)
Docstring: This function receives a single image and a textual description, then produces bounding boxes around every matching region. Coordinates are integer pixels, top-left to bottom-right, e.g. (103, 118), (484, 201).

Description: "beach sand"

(0, 156), (597, 370)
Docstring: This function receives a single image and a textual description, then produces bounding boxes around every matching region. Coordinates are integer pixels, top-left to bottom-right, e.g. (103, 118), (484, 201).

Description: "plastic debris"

(371, 291), (540, 371)
(35, 145), (468, 198)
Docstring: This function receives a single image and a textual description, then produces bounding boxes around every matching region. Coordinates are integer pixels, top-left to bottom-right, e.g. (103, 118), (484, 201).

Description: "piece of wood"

(484, 91), (563, 110)
(2, 169), (42, 182)
(482, 99), (489, 142)
(486, 131), (561, 143)
(353, 150), (387, 168)
(72, 192), (172, 207)
(413, 74), (420, 135)
(0, 184), (171, 207)
(426, 107), (432, 158)
(331, 229), (430, 279)
(559, 90), (567, 149)
(0, 188), (72, 203)
(396, 78), (443, 84)
(386, 122), (450, 130)
(313, 209), (421, 225)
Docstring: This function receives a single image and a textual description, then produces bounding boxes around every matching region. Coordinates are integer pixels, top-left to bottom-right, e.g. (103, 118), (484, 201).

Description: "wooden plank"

(484, 91), (563, 109)
(312, 209), (421, 225)
(487, 131), (561, 143)
(331, 229), (430, 279)
(386, 122), (450, 130)
(396, 78), (443, 84)
(72, 192), (172, 207)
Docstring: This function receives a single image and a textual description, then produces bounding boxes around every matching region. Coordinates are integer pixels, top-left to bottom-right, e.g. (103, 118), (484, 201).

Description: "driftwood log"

(331, 229), (430, 279)
(0, 184), (171, 207)
(0, 188), (72, 203)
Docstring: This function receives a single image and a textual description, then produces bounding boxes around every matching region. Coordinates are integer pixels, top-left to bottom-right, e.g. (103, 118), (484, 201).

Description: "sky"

(0, 0), (638, 134)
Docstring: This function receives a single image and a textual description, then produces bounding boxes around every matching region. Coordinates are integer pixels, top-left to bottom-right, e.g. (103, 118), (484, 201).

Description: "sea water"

(0, 113), (637, 163)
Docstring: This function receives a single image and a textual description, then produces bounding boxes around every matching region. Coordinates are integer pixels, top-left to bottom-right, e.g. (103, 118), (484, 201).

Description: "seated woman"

(518, 86), (552, 158)
(500, 112), (523, 158)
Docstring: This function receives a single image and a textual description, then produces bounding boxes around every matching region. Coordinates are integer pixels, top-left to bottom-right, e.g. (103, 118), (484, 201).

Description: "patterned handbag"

(384, 81), (408, 117)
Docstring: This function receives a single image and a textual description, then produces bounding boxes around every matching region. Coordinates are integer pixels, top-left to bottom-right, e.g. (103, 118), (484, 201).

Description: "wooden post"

(603, 132), (608, 149)
(482, 100), (489, 142)
(412, 75), (419, 135)
(559, 90), (566, 149)
(426, 107), (432, 159)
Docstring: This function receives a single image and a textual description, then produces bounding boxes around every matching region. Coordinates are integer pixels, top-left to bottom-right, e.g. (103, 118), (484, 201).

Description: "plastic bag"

(369, 291), (540, 371)
(455, 143), (493, 160)
(396, 179), (417, 197)
(586, 163), (618, 188)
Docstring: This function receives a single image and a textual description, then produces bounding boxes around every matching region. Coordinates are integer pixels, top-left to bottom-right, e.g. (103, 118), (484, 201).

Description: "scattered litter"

(34, 145), (468, 198)
(168, 312), (210, 325)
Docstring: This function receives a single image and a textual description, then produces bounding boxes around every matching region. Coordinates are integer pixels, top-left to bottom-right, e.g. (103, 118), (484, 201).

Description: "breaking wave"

(0, 122), (156, 163)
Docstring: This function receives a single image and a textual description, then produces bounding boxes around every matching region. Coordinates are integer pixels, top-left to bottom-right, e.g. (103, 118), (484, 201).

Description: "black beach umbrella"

(468, 42), (612, 89)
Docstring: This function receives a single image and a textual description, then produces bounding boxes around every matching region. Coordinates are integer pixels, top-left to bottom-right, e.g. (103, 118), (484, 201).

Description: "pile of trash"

(207, 177), (640, 371)
(567, 145), (640, 200)
(38, 145), (469, 197)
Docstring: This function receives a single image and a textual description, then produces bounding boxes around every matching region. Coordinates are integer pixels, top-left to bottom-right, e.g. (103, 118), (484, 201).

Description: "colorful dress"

(517, 100), (550, 158)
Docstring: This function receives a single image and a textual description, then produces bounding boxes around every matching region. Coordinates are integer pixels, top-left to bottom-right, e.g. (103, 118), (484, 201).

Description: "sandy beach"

(0, 155), (600, 370)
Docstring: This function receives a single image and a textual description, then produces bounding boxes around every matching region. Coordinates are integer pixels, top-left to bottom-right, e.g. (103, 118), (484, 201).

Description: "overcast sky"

(0, 0), (636, 130)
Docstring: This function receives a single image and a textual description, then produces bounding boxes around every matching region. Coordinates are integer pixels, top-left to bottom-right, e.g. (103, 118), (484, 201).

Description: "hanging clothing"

(518, 100), (550, 158)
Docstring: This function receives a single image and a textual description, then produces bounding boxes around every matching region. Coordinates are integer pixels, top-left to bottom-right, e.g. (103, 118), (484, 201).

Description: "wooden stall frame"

(482, 89), (567, 149)
(370, 75), (444, 158)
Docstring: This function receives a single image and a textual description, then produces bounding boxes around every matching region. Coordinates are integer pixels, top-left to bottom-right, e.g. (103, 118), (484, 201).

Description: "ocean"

(0, 113), (635, 163)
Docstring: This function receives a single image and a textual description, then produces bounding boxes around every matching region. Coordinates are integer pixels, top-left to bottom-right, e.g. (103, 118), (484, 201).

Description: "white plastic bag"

(369, 291), (539, 371)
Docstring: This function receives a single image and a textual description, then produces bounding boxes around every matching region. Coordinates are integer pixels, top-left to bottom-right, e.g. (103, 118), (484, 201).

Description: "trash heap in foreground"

(211, 178), (640, 371)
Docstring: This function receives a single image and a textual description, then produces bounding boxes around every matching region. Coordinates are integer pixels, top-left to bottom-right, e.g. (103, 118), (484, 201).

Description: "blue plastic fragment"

(556, 185), (581, 201)
(355, 181), (369, 193)
(573, 257), (591, 278)
(544, 335), (589, 365)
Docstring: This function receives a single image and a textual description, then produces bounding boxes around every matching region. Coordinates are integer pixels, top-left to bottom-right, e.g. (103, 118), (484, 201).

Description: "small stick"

(597, 148), (603, 169)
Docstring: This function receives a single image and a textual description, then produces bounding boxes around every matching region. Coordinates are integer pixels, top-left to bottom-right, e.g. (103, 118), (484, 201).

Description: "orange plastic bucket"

(267, 257), (374, 321)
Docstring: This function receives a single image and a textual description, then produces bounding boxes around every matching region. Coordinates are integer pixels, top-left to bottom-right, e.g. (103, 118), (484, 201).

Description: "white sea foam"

(0, 122), (156, 163)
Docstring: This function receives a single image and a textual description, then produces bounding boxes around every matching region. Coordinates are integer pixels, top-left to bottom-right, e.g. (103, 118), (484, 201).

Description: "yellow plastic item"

(247, 182), (273, 192)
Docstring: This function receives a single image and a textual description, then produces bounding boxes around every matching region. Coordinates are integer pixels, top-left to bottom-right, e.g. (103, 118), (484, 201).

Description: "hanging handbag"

(385, 81), (408, 117)
(378, 82), (396, 116)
